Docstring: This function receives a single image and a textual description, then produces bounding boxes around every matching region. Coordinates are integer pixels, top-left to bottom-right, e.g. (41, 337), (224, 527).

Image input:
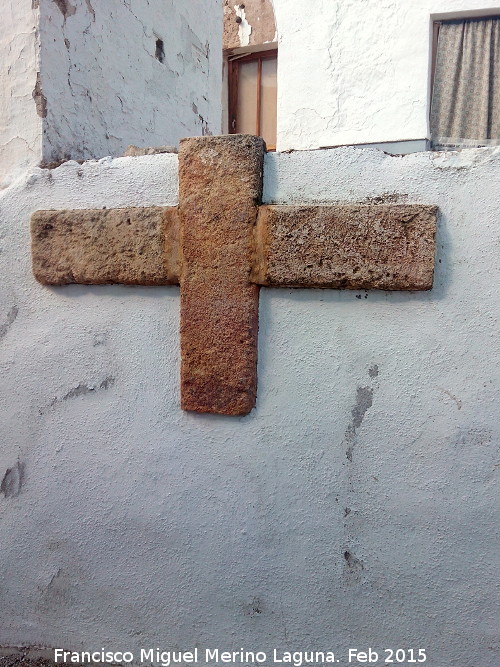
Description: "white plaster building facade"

(271, 0), (500, 150)
(225, 0), (500, 151)
(0, 1), (499, 666)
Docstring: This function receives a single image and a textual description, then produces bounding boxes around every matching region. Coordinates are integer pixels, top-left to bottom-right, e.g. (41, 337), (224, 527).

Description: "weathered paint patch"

(234, 5), (252, 47)
(84, 0), (95, 21)
(242, 597), (263, 616)
(41, 377), (115, 414)
(351, 386), (374, 430)
(345, 386), (374, 462)
(1, 461), (25, 499)
(0, 306), (18, 339)
(32, 73), (47, 118)
(52, 0), (76, 19)
(343, 549), (364, 584)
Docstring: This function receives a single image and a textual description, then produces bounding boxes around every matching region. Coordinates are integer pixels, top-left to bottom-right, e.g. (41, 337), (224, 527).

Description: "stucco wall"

(0, 146), (499, 665)
(38, 0), (223, 163)
(272, 0), (500, 150)
(0, 0), (41, 189)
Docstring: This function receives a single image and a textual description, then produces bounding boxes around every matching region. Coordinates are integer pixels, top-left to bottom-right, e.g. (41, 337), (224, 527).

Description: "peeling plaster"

(38, 0), (222, 162)
(3, 0), (222, 179)
(32, 73), (47, 118)
(234, 5), (252, 47)
(223, 0), (276, 50)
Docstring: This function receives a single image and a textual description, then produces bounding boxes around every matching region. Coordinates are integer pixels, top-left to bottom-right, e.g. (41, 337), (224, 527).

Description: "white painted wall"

(38, 0), (223, 163)
(272, 0), (500, 150)
(0, 146), (499, 665)
(0, 0), (41, 189)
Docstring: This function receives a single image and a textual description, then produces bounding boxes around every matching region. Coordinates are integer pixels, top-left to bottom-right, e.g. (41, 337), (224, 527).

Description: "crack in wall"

(122, 1), (149, 37)
(234, 5), (252, 47)
(1, 461), (25, 499)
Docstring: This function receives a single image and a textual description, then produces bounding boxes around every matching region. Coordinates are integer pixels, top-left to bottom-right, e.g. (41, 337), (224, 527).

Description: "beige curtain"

(430, 17), (500, 149)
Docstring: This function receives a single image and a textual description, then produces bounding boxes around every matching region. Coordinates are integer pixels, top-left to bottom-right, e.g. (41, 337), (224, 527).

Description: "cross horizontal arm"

(252, 204), (437, 290)
(31, 207), (180, 286)
(31, 203), (436, 293)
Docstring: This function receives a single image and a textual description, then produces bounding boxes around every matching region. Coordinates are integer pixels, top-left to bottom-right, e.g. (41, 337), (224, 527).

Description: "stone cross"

(31, 136), (437, 416)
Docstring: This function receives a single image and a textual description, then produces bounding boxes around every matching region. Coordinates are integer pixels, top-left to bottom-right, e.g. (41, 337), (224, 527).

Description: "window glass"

(431, 17), (500, 149)
(260, 57), (277, 147)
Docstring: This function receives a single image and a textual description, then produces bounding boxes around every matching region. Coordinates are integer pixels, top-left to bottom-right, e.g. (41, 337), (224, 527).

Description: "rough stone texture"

(31, 206), (180, 286)
(252, 204), (437, 290)
(178, 135), (265, 415)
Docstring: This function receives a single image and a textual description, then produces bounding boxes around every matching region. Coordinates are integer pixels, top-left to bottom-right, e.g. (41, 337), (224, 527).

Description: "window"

(430, 16), (500, 149)
(228, 50), (277, 150)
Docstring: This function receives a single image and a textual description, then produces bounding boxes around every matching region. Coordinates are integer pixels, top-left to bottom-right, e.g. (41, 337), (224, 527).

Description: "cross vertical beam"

(178, 135), (265, 416)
